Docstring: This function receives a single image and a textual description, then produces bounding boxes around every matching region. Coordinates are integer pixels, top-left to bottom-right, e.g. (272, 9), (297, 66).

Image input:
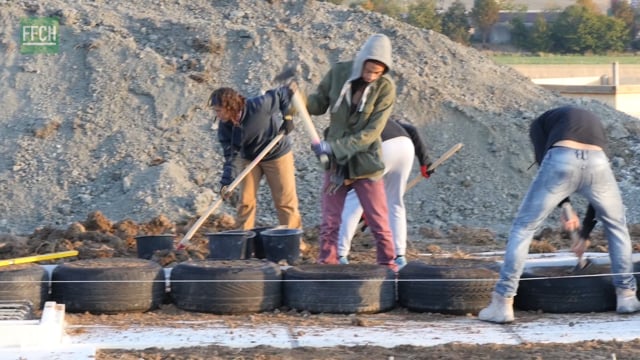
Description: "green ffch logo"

(20, 17), (59, 54)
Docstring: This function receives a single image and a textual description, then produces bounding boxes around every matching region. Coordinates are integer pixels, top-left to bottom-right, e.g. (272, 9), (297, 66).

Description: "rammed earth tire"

(398, 258), (499, 315)
(515, 264), (616, 313)
(0, 263), (49, 309)
(283, 264), (396, 314)
(170, 259), (282, 314)
(51, 258), (165, 314)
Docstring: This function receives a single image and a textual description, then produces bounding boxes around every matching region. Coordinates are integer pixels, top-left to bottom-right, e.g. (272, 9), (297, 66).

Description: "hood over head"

(349, 33), (392, 81)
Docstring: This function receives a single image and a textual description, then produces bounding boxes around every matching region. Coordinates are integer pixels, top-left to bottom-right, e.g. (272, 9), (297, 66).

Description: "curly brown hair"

(208, 87), (245, 114)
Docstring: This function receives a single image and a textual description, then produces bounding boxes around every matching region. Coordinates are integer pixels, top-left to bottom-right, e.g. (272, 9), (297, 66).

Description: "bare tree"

(471, 0), (500, 44)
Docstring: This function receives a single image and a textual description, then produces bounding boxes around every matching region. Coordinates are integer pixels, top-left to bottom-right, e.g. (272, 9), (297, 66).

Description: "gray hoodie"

(332, 33), (394, 113)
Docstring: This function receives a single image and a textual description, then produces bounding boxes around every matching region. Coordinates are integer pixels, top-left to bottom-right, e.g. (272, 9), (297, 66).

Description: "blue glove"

(311, 141), (332, 157)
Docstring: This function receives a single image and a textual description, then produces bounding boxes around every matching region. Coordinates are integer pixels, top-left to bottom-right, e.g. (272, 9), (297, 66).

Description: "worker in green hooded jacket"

(305, 33), (397, 271)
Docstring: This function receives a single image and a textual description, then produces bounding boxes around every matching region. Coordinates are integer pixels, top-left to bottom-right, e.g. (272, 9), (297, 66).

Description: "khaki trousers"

(236, 151), (302, 230)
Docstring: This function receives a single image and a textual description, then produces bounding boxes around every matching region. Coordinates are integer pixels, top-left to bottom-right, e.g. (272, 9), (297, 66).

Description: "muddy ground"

(96, 340), (640, 360)
(3, 211), (640, 359)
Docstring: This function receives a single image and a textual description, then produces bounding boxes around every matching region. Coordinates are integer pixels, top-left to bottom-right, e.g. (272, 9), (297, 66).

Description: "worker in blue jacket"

(208, 86), (302, 231)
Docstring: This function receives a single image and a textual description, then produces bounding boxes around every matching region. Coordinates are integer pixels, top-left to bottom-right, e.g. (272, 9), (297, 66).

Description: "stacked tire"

(283, 264), (396, 314)
(170, 259), (282, 314)
(515, 264), (616, 313)
(51, 258), (165, 314)
(398, 258), (499, 315)
(40, 256), (633, 316)
(0, 263), (49, 310)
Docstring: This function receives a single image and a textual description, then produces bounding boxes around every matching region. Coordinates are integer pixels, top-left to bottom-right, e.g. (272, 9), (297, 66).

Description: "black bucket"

(135, 234), (175, 259)
(261, 228), (303, 265)
(249, 226), (276, 259)
(206, 230), (253, 260)
(243, 230), (257, 259)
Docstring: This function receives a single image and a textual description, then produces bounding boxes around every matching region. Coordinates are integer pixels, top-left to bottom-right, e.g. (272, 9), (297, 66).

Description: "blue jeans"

(496, 147), (636, 297)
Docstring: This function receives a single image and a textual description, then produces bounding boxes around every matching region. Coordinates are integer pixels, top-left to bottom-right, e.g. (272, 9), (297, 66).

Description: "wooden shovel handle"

(178, 132), (286, 248)
(291, 92), (329, 168)
(406, 142), (464, 191)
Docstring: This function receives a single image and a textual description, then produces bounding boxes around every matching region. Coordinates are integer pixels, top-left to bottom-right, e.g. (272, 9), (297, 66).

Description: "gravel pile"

(1, 0), (639, 239)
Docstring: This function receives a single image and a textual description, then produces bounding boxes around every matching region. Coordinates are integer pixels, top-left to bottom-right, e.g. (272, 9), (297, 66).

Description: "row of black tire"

(0, 257), (634, 315)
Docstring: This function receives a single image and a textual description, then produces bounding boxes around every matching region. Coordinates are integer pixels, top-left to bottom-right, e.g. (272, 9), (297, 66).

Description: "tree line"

(325, 0), (640, 53)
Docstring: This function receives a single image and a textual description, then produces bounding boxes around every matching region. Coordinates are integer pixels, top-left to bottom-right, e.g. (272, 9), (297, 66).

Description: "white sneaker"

(616, 288), (640, 313)
(395, 255), (407, 269)
(478, 292), (515, 324)
(338, 256), (349, 265)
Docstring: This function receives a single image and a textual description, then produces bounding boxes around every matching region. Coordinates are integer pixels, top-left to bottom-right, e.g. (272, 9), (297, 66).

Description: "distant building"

(474, 10), (560, 45)
(439, 0), (610, 12)
(475, 0), (640, 45)
(612, 0), (640, 8)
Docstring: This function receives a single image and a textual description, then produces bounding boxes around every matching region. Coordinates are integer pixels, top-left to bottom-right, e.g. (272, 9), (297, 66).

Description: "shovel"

(562, 203), (592, 272)
(177, 131), (286, 249)
(570, 230), (592, 272)
(274, 66), (329, 168)
(405, 142), (464, 191)
(358, 142), (464, 233)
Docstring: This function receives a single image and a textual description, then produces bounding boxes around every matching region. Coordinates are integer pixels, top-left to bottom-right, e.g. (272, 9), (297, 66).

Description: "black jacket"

(217, 86), (293, 185)
(381, 119), (431, 166)
(529, 106), (608, 239)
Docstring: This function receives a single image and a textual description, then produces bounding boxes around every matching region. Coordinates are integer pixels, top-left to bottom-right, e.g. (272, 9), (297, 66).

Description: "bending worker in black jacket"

(337, 117), (432, 268)
(479, 105), (640, 323)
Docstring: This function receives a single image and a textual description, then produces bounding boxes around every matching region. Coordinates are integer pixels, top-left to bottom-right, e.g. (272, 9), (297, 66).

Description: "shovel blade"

(572, 257), (593, 273)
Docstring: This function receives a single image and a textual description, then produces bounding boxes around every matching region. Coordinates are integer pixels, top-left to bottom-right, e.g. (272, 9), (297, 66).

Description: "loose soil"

(5, 210), (639, 359)
(96, 340), (640, 360)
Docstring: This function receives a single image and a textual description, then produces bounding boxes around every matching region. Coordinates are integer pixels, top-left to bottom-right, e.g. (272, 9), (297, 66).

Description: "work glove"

(420, 163), (434, 179)
(311, 141), (332, 157)
(217, 184), (239, 205)
(280, 115), (295, 134)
